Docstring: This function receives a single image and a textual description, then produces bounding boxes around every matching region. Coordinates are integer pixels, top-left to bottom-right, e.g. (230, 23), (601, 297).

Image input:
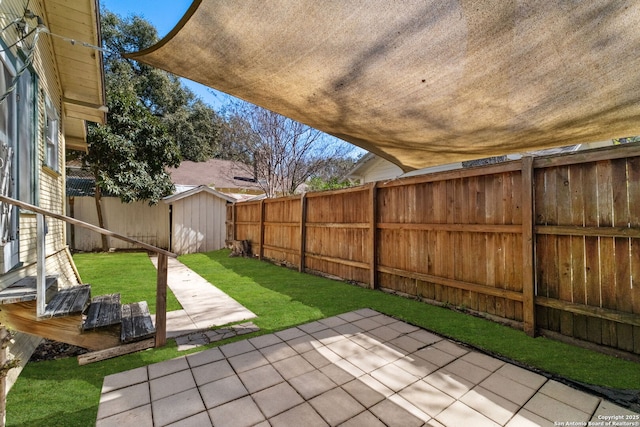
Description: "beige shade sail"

(127, 0), (640, 171)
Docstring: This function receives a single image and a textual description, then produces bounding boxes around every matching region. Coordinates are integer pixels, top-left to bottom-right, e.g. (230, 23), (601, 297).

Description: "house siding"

(0, 0), (86, 392)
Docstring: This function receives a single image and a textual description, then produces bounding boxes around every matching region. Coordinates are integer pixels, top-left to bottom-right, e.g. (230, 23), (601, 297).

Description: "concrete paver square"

(338, 311), (366, 323)
(238, 363), (285, 393)
(506, 408), (555, 427)
(248, 333), (283, 349)
(460, 351), (505, 372)
(367, 342), (404, 362)
(406, 329), (442, 346)
(289, 370), (337, 399)
(460, 386), (520, 425)
(148, 356), (189, 379)
(98, 382), (150, 420)
(207, 396), (266, 427)
(275, 326), (307, 341)
(346, 349), (389, 373)
(387, 320), (420, 334)
(342, 378), (387, 408)
(199, 375), (249, 409)
(538, 380), (600, 414)
(495, 363), (547, 389)
(392, 354), (438, 378)
(228, 349), (270, 373)
(334, 358), (366, 378)
(339, 410), (386, 427)
(523, 391), (591, 424)
(320, 363), (357, 385)
(333, 322), (363, 336)
(186, 347), (224, 368)
(327, 338), (366, 359)
(165, 411), (211, 427)
(370, 399), (424, 427)
(431, 340), (469, 357)
(219, 339), (255, 358)
(253, 382), (305, 418)
(150, 369), (196, 401)
(369, 325), (404, 342)
(269, 402), (329, 427)
(370, 361), (420, 392)
(388, 393), (430, 422)
(413, 346), (458, 367)
(358, 374), (395, 398)
(96, 403), (153, 427)
(297, 320), (329, 334)
(301, 348), (335, 368)
(398, 379), (456, 417)
(440, 358), (492, 385)
(272, 354), (316, 380)
(352, 318), (383, 332)
(436, 401), (500, 427)
(312, 328), (343, 344)
(319, 315), (348, 328)
(309, 387), (366, 426)
(151, 388), (205, 426)
(286, 335), (317, 353)
(102, 367), (148, 393)
(389, 335), (426, 353)
(480, 372), (541, 406)
(191, 359), (235, 386)
(260, 342), (298, 363)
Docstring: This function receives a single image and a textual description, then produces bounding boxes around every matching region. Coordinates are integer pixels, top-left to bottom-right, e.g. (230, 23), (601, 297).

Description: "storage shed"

(164, 186), (235, 255)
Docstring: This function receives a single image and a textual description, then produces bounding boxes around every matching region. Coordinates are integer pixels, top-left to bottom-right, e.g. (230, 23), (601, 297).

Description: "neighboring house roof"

(163, 185), (236, 204)
(347, 142), (614, 184)
(167, 159), (263, 194)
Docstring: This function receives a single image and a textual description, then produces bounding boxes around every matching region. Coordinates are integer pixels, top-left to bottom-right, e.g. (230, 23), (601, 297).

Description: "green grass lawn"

(6, 250), (640, 426)
(73, 252), (182, 313)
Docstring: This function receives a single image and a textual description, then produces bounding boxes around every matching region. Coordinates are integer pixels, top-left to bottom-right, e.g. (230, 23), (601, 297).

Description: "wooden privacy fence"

(227, 145), (640, 355)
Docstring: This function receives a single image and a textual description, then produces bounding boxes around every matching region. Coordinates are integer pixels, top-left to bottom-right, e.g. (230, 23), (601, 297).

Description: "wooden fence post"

(259, 200), (265, 260)
(521, 156), (537, 337)
(369, 182), (378, 289)
(299, 193), (307, 273)
(155, 253), (168, 347)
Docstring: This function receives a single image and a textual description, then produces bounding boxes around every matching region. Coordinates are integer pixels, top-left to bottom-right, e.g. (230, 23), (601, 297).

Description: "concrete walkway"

(97, 309), (638, 427)
(148, 255), (257, 350)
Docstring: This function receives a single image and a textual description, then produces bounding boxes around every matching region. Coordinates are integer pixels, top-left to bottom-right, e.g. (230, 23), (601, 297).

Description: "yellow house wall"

(0, 0), (85, 392)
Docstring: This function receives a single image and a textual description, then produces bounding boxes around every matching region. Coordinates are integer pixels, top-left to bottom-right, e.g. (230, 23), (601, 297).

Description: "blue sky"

(101, 0), (230, 109)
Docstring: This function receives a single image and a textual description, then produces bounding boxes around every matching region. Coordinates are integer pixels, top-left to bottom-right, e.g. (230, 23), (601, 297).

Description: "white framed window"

(0, 49), (20, 271)
(44, 94), (59, 171)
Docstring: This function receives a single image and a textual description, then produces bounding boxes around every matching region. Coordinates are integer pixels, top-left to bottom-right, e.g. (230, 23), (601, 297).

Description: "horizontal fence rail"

(228, 144), (640, 355)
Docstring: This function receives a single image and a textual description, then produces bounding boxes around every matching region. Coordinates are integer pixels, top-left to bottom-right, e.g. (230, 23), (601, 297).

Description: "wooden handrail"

(0, 195), (173, 348)
(0, 195), (176, 258)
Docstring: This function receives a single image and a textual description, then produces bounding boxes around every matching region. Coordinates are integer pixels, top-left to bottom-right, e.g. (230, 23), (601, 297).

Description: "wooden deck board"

(41, 285), (91, 318)
(0, 276), (58, 304)
(121, 301), (155, 343)
(83, 294), (121, 330)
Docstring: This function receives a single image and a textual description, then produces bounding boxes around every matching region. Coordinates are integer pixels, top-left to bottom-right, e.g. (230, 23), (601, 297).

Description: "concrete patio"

(96, 309), (638, 426)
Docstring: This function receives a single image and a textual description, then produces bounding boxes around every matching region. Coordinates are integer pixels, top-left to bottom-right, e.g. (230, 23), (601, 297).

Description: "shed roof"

(163, 185), (236, 203)
(127, 1), (640, 171)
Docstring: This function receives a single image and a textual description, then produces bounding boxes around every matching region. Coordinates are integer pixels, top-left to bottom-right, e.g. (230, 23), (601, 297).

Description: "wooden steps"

(0, 279), (157, 356)
(121, 301), (155, 343)
(41, 284), (91, 318)
(0, 276), (58, 304)
(83, 294), (121, 330)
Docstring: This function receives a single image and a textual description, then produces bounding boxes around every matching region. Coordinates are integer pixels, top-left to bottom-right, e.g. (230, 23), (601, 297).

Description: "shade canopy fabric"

(128, 0), (640, 171)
